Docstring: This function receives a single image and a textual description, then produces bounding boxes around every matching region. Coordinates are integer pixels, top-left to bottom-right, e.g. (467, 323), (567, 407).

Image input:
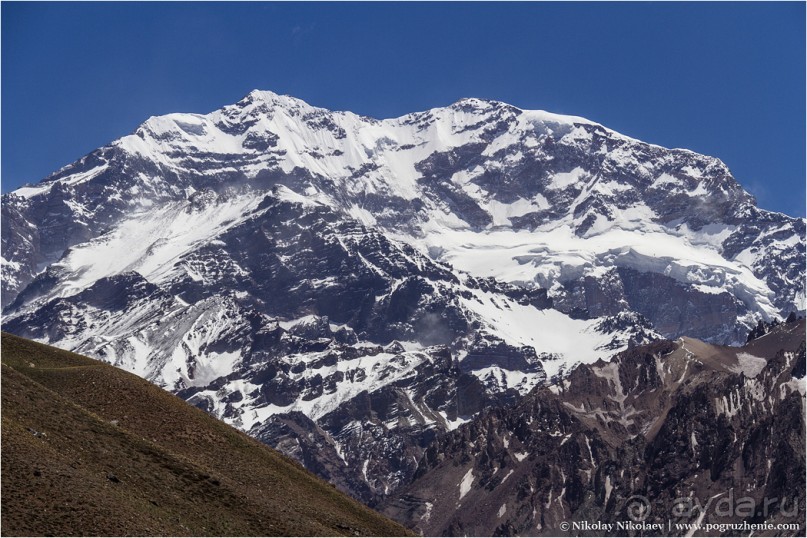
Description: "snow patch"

(731, 352), (767, 378)
(459, 468), (474, 500)
(547, 167), (585, 190)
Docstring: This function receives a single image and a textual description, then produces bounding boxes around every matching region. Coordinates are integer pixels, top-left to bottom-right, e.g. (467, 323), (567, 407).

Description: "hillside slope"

(0, 332), (411, 537)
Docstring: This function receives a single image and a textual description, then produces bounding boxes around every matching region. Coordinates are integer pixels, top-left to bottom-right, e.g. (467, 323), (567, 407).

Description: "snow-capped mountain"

(2, 90), (804, 503)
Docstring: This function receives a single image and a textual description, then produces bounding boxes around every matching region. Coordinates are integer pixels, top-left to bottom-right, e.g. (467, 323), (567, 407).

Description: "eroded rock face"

(383, 320), (806, 536)
(251, 346), (502, 505)
(2, 90), (804, 514)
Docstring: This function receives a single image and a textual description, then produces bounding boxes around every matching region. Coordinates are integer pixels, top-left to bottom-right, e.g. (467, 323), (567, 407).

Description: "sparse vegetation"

(1, 332), (413, 536)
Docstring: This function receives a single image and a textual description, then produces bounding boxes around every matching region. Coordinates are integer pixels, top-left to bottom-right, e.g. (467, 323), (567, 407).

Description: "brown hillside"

(1, 332), (413, 537)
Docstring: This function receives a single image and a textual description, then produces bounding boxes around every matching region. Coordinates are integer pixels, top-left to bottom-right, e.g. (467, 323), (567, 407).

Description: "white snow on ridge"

(418, 224), (779, 320)
(438, 411), (471, 431)
(487, 197), (548, 226)
(249, 350), (429, 424)
(458, 288), (613, 377)
(12, 89), (651, 212)
(11, 164), (109, 200)
(12, 184), (51, 199)
(472, 366), (543, 395)
(548, 167), (586, 190)
(24, 193), (263, 305)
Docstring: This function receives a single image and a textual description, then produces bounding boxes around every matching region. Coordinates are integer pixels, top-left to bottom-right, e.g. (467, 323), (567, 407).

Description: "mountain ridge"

(382, 319), (806, 536)
(2, 89), (804, 508)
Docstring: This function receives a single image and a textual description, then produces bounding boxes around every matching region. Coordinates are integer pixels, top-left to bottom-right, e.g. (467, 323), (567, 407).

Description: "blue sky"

(2, 2), (805, 217)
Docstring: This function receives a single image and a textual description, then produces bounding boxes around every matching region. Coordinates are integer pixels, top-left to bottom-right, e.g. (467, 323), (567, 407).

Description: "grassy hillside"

(1, 332), (412, 537)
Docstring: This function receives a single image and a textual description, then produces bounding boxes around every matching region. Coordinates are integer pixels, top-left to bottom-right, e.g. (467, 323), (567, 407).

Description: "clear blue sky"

(2, 2), (805, 217)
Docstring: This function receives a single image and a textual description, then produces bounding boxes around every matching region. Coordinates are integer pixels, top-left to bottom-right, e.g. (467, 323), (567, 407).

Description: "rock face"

(1, 90), (804, 508)
(383, 319), (806, 536)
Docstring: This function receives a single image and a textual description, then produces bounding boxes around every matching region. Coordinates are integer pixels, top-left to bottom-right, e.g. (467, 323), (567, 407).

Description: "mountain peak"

(451, 96), (504, 109)
(3, 89), (803, 329)
(2, 87), (804, 517)
(236, 88), (317, 112)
